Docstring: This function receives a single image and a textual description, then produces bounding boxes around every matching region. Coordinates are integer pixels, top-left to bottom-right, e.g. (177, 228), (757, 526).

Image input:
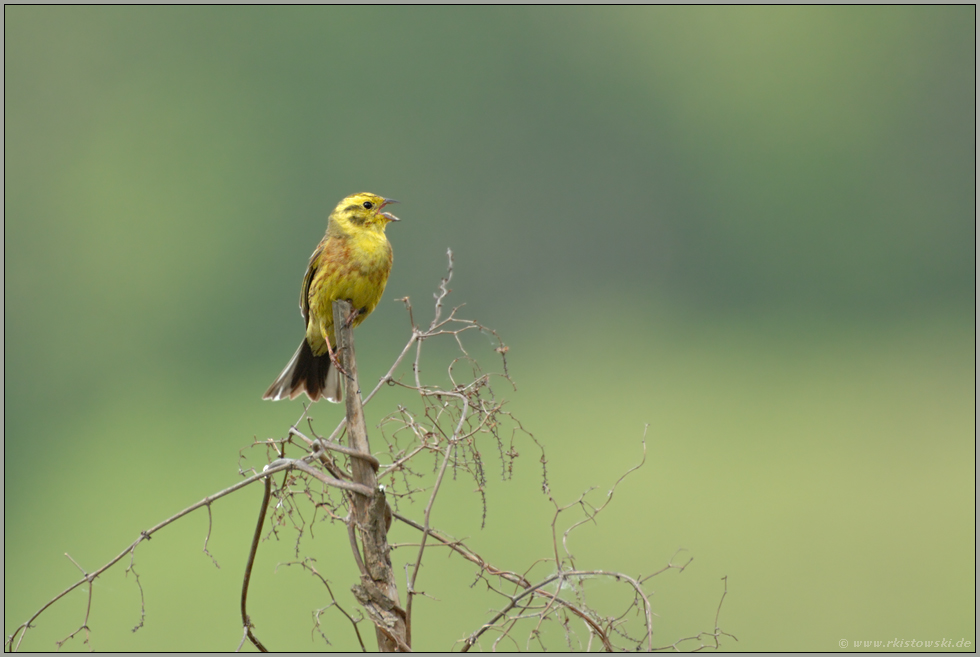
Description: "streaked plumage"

(263, 192), (399, 402)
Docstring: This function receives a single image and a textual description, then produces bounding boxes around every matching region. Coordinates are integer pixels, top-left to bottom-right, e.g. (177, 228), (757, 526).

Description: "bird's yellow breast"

(304, 226), (393, 356)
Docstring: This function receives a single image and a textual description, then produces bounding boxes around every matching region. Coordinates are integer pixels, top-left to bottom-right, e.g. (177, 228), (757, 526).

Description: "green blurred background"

(5, 6), (975, 651)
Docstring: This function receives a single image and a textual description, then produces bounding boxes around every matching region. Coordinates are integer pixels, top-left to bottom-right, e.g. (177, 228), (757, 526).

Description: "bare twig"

(202, 503), (221, 569)
(241, 476), (272, 652)
(290, 426), (381, 470)
(53, 555), (94, 650)
(5, 458), (357, 652)
(276, 558), (368, 650)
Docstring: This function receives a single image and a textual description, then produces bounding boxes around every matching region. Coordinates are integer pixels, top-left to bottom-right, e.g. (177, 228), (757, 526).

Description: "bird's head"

(331, 192), (400, 232)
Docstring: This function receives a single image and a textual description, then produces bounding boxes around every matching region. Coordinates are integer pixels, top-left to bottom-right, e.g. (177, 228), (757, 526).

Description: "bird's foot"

(344, 304), (361, 329)
(323, 333), (351, 381)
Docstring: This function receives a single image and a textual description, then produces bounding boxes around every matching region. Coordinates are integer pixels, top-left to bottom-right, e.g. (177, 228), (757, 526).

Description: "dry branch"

(6, 250), (732, 653)
(334, 298), (408, 652)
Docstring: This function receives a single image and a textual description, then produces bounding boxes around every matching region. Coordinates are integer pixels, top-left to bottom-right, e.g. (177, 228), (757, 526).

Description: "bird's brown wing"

(299, 241), (324, 326)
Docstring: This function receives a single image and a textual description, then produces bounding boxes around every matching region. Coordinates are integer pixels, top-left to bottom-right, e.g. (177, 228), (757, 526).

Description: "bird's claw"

(344, 304), (361, 329)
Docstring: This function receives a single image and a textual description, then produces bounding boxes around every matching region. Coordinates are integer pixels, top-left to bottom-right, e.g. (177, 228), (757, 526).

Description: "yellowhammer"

(263, 192), (400, 402)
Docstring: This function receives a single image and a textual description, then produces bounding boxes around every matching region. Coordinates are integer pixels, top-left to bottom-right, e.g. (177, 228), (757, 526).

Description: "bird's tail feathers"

(262, 340), (342, 403)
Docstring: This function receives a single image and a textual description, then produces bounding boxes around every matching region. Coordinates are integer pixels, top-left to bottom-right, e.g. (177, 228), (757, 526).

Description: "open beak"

(380, 198), (400, 222)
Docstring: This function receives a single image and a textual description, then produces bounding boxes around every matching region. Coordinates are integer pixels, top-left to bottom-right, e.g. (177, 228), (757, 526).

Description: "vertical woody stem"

(333, 300), (408, 652)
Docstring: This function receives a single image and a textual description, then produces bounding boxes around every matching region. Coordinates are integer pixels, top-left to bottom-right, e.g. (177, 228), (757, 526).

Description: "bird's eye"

(362, 201), (374, 210)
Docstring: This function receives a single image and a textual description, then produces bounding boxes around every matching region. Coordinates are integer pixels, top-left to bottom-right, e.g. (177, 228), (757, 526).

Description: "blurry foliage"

(4, 8), (974, 406)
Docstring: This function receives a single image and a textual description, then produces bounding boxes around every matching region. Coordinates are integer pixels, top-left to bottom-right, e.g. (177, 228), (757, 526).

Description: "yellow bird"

(264, 192), (400, 402)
